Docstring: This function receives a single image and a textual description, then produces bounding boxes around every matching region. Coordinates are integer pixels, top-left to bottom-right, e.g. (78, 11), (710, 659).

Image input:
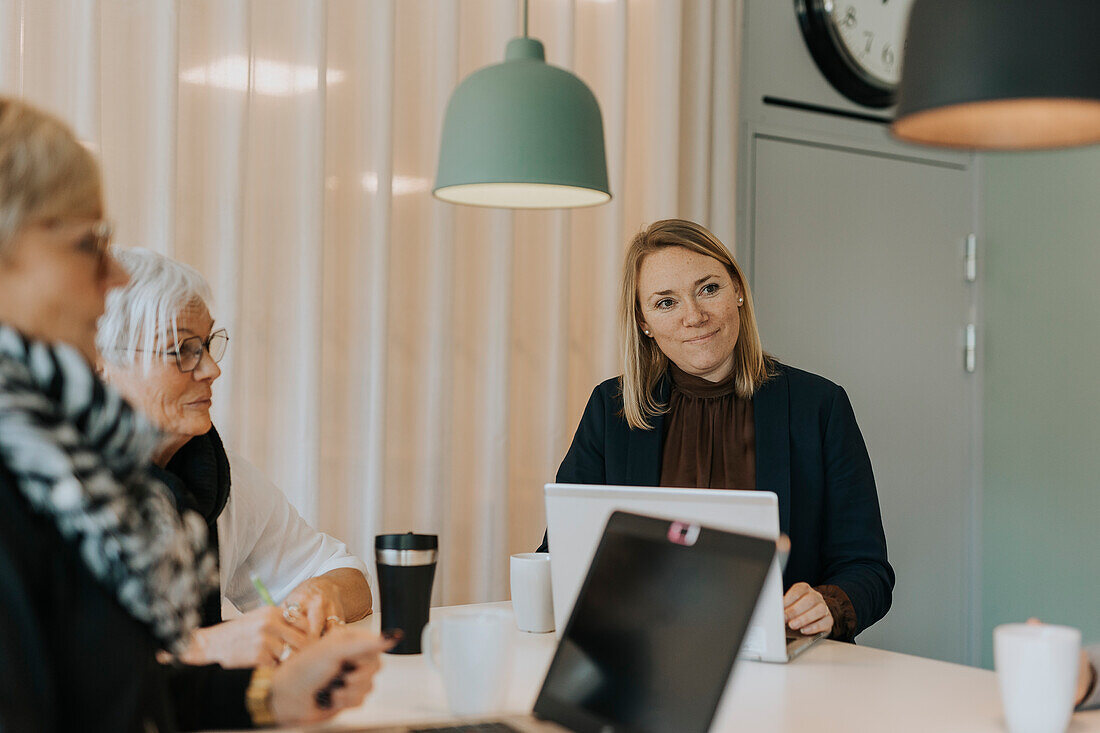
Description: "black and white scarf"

(0, 324), (217, 653)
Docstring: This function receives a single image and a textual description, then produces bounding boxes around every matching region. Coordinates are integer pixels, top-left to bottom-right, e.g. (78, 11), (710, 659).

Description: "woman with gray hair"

(0, 96), (390, 731)
(98, 246), (373, 668)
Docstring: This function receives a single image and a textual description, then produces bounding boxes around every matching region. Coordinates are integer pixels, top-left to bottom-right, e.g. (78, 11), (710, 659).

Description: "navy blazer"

(545, 362), (894, 638)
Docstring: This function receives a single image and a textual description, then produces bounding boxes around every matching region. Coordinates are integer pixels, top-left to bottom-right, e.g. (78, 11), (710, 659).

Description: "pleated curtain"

(0, 0), (741, 605)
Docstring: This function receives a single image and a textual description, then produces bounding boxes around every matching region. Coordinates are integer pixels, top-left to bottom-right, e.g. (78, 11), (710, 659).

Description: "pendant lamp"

(433, 3), (611, 208)
(892, 0), (1100, 150)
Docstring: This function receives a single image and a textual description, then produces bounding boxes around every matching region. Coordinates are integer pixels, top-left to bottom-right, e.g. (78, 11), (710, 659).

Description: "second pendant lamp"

(433, 4), (611, 209)
(892, 0), (1100, 150)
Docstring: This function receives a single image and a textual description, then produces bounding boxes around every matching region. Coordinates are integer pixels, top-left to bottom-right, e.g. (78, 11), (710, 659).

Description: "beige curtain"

(0, 0), (741, 605)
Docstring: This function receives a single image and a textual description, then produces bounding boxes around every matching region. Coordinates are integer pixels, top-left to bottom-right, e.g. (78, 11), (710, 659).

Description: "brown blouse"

(659, 364), (755, 490)
(658, 364), (858, 641)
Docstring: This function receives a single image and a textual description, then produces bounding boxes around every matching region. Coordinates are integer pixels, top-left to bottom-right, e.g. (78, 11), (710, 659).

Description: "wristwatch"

(245, 666), (277, 727)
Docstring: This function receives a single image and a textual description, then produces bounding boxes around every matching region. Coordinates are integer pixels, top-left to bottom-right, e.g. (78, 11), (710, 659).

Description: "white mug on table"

(510, 552), (554, 633)
(994, 622), (1081, 733)
(422, 608), (513, 717)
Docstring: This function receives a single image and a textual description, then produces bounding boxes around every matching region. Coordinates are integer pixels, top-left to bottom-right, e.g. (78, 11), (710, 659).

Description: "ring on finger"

(283, 602), (302, 623)
(279, 642), (292, 662)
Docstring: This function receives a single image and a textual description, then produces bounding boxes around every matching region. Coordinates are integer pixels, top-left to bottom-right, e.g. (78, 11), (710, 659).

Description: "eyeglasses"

(166, 329), (229, 373)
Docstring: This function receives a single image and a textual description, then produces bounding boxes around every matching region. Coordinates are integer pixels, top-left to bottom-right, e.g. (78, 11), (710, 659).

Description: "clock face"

(826, 0), (912, 88)
(795, 0), (915, 108)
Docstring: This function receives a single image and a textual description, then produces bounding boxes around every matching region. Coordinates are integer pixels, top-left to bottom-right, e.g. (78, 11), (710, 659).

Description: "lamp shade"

(892, 0), (1100, 150)
(433, 37), (610, 209)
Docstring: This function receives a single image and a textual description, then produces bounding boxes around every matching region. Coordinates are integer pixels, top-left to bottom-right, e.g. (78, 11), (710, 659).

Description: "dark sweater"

(151, 428), (233, 628)
(0, 463), (254, 732)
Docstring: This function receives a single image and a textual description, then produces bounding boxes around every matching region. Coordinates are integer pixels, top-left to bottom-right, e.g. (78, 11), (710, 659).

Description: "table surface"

(271, 602), (1100, 732)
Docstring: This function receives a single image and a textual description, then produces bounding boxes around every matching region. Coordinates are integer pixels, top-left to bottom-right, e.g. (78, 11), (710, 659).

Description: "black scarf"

(152, 428), (232, 627)
(0, 324), (218, 653)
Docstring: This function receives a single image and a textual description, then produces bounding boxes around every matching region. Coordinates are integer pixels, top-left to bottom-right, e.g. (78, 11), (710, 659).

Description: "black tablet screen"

(534, 512), (774, 733)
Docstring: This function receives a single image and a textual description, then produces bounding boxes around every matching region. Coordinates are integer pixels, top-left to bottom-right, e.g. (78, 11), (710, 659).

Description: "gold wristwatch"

(245, 666), (277, 727)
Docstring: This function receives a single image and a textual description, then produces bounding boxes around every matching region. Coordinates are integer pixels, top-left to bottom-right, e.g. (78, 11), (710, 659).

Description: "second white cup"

(422, 608), (513, 717)
(510, 552), (554, 633)
(994, 622), (1081, 733)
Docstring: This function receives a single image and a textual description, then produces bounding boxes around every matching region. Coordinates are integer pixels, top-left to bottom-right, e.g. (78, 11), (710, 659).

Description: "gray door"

(748, 134), (977, 664)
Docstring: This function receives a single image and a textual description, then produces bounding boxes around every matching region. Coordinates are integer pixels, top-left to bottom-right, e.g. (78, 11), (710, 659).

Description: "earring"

(643, 329), (651, 336)
(737, 296), (744, 306)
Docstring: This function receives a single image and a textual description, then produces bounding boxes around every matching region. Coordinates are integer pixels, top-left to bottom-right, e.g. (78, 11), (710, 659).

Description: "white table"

(314, 603), (1100, 732)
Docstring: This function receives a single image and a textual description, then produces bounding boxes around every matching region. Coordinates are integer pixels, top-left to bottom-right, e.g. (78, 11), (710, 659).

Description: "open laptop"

(357, 510), (775, 733)
(544, 483), (826, 663)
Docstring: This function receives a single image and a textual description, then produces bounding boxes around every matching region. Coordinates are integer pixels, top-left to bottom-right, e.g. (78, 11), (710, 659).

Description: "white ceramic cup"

(422, 609), (513, 717)
(994, 622), (1081, 733)
(510, 552), (554, 633)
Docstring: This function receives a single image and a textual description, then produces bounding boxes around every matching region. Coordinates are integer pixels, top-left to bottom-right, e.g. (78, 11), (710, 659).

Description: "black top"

(151, 428), (233, 628)
(0, 462), (254, 732)
(543, 362), (894, 638)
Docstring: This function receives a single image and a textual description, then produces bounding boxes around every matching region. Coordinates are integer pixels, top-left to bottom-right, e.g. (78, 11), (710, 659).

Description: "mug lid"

(375, 532), (438, 551)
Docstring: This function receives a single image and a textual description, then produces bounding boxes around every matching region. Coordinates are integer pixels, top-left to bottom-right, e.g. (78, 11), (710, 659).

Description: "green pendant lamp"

(433, 3), (611, 209)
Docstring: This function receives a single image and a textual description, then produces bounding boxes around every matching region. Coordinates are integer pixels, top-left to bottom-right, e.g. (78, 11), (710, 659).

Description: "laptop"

(357, 510), (775, 733)
(544, 483), (826, 663)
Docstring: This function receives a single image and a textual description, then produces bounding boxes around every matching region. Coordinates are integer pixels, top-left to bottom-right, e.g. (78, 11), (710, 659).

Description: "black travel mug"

(375, 532), (438, 654)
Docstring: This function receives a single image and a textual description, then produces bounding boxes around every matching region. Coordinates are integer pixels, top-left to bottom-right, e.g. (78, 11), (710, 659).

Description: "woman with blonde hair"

(0, 96), (391, 731)
(546, 218), (893, 642)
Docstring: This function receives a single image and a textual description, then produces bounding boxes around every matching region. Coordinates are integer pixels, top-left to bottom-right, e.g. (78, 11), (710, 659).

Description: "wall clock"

(795, 0), (915, 109)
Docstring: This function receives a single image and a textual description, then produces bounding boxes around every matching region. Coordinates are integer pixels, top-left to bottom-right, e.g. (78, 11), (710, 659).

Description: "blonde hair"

(620, 219), (773, 430)
(0, 97), (103, 254)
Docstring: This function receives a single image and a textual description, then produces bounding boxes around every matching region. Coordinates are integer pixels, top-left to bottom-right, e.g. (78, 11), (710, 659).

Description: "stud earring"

(643, 329), (651, 336)
(737, 296), (744, 306)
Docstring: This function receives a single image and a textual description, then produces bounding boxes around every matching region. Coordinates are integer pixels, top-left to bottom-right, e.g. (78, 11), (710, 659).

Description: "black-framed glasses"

(167, 329), (229, 373)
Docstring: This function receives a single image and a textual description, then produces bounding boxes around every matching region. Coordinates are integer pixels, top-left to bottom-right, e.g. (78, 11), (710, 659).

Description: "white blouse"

(217, 450), (370, 612)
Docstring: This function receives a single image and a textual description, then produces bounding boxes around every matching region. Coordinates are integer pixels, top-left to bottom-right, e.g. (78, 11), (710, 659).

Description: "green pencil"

(250, 573), (276, 607)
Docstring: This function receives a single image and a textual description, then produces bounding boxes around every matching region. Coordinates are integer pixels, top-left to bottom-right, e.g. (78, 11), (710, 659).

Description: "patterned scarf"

(0, 324), (217, 653)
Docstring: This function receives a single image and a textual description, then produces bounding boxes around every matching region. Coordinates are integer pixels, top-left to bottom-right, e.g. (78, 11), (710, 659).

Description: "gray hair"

(97, 247), (213, 371)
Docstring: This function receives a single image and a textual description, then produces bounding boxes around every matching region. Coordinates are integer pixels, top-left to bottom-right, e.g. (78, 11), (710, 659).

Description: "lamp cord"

(522, 0), (528, 37)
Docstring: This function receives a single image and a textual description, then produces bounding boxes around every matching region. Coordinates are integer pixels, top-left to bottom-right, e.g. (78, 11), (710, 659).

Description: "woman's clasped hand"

(182, 573), (354, 667)
(783, 583), (834, 637)
(282, 573), (353, 638)
(182, 605), (309, 668)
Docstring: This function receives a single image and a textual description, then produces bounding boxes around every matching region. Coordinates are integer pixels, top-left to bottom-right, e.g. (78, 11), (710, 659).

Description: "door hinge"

(965, 323), (976, 373)
(965, 234), (977, 283)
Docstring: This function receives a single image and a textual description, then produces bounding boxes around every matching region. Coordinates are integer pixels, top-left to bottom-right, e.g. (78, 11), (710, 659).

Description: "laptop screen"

(532, 511), (775, 733)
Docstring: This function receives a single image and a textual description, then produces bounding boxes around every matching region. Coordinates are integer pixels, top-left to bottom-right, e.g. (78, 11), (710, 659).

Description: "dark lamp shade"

(434, 37), (611, 209)
(892, 0), (1100, 150)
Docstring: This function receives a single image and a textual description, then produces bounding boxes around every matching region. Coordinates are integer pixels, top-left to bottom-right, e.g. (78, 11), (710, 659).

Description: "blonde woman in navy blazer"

(541, 219), (894, 642)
